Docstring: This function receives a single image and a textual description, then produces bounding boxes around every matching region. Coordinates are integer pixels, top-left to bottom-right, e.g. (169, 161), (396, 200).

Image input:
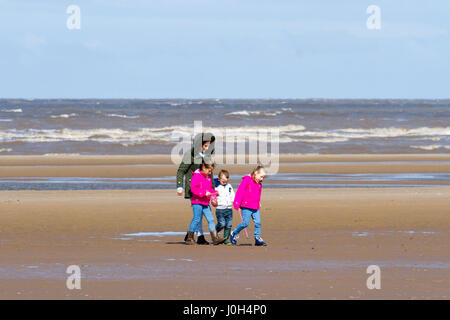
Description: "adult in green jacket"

(177, 132), (215, 244)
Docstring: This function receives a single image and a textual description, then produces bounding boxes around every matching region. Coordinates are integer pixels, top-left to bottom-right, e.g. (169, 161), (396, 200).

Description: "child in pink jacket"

(185, 161), (225, 245)
(230, 165), (267, 246)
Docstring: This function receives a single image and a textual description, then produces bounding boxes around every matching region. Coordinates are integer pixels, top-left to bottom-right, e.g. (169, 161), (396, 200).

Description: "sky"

(0, 0), (449, 99)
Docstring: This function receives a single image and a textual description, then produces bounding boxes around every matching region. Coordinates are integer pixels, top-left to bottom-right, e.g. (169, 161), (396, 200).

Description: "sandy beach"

(0, 154), (449, 178)
(2, 0), (450, 303)
(0, 154), (449, 299)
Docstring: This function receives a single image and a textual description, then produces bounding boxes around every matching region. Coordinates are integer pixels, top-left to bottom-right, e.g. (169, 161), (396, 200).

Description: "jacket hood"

(193, 168), (211, 177)
(242, 174), (252, 182)
(192, 132), (215, 164)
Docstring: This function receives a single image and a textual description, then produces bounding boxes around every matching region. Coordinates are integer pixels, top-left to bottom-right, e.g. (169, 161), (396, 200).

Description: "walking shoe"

(230, 231), (239, 245)
(254, 236), (267, 246)
(223, 228), (231, 245)
(196, 234), (209, 245)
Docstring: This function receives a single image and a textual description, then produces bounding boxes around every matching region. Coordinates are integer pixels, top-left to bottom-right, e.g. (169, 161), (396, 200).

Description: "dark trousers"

(215, 208), (233, 231)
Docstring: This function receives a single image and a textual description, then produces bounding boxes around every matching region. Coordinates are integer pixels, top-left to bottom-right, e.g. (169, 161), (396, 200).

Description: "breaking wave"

(50, 113), (78, 119)
(226, 108), (293, 117)
(1, 108), (22, 113)
(0, 125), (304, 144)
(107, 114), (140, 119)
(0, 126), (447, 149)
(410, 145), (450, 151)
(286, 127), (450, 141)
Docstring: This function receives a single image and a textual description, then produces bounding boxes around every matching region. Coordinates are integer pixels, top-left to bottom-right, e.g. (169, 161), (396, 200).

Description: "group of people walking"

(176, 132), (267, 246)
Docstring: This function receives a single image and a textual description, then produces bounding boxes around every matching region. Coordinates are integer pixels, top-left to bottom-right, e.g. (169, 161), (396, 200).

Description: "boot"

(223, 228), (231, 245)
(184, 231), (195, 245)
(196, 234), (209, 245)
(215, 224), (224, 234)
(210, 230), (225, 245)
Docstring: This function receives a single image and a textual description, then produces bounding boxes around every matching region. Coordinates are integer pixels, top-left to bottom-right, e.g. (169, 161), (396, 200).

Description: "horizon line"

(1, 97), (450, 101)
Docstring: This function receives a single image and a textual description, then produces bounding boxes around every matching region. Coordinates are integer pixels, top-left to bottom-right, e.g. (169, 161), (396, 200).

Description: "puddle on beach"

(110, 230), (441, 243)
(2, 259), (449, 281)
(121, 231), (186, 237)
(1, 173), (449, 190)
(105, 231), (186, 242)
(166, 258), (193, 262)
(351, 231), (438, 237)
(92, 232), (185, 242)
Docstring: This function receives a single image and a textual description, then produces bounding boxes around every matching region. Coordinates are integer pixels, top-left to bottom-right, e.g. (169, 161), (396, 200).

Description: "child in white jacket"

(214, 170), (235, 244)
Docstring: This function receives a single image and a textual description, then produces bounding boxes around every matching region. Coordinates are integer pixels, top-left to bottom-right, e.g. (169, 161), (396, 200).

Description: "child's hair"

(251, 165), (266, 178)
(218, 169), (229, 179)
(200, 159), (215, 171)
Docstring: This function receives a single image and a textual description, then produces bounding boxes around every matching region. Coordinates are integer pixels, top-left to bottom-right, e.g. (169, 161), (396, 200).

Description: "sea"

(0, 98), (449, 155)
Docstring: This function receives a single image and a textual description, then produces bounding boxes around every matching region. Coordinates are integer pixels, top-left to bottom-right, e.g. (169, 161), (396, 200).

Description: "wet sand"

(0, 154), (449, 178)
(0, 187), (449, 299)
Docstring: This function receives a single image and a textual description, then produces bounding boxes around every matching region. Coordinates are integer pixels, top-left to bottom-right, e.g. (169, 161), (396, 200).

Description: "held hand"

(177, 189), (183, 196)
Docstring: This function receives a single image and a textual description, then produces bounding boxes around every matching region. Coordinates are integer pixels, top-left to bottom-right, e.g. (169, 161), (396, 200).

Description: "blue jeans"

(189, 204), (216, 233)
(188, 196), (204, 235)
(215, 208), (233, 231)
(232, 207), (261, 237)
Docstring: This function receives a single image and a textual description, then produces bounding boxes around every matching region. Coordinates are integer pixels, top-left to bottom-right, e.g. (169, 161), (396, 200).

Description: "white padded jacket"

(215, 183), (235, 209)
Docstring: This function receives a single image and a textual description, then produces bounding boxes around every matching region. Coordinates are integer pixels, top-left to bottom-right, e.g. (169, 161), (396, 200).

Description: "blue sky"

(1, 0), (449, 99)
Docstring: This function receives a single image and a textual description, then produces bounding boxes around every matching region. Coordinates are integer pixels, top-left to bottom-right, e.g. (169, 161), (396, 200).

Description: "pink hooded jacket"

(190, 169), (217, 205)
(233, 174), (262, 210)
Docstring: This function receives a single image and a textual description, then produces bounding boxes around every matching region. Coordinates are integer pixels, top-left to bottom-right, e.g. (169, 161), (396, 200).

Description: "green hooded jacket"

(176, 132), (215, 199)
